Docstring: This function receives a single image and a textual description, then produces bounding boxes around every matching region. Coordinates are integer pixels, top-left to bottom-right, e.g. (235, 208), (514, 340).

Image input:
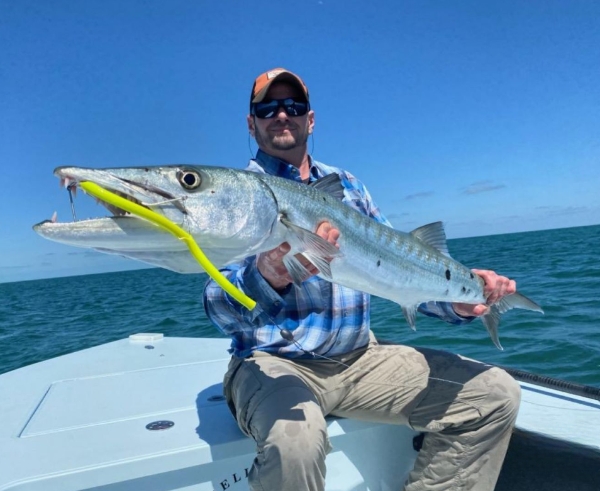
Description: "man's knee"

(264, 408), (331, 461)
(249, 386), (330, 448)
(249, 391), (330, 489)
(487, 367), (521, 421)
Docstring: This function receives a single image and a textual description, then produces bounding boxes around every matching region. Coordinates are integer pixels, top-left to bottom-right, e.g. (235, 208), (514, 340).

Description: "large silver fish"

(34, 165), (543, 348)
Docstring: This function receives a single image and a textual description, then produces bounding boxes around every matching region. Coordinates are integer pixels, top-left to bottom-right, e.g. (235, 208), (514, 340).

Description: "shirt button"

(274, 300), (281, 307)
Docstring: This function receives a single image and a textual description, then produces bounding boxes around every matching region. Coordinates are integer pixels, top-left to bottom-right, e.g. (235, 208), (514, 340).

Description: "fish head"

(33, 165), (280, 272)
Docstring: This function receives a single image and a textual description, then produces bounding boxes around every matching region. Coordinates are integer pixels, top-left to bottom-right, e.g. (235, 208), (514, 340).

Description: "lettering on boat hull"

(215, 467), (250, 490)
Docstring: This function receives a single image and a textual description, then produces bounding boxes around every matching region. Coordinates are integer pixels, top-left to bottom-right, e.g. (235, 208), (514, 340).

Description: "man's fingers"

(471, 269), (517, 306)
(256, 243), (295, 290)
(507, 279), (517, 294)
(453, 302), (487, 318)
(266, 243), (291, 261)
(329, 228), (340, 244)
(316, 221), (341, 246)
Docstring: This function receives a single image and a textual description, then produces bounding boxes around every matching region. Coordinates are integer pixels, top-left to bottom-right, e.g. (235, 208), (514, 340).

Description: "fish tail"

(481, 292), (544, 350)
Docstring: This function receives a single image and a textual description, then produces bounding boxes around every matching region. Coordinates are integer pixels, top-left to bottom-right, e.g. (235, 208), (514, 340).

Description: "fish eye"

(178, 170), (202, 190)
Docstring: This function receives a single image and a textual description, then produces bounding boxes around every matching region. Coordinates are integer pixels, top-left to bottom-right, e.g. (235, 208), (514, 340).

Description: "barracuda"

(33, 164), (543, 349)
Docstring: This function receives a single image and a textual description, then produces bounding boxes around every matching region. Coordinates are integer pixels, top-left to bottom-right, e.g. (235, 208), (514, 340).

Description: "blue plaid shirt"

(203, 150), (470, 358)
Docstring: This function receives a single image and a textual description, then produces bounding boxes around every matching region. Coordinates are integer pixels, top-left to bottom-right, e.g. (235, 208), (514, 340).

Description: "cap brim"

(252, 72), (309, 104)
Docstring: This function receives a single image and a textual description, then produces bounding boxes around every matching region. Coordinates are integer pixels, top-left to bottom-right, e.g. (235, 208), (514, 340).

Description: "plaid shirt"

(203, 150), (470, 358)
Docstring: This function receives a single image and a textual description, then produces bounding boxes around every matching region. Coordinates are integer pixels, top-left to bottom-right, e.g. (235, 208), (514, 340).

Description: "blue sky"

(1, 0), (599, 283)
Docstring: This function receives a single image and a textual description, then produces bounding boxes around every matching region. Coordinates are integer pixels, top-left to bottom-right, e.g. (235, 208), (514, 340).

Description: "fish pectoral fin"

(282, 254), (312, 286)
(401, 305), (418, 331)
(410, 222), (451, 257)
(303, 252), (333, 280)
(281, 250), (333, 286)
(280, 217), (342, 259)
(280, 218), (340, 283)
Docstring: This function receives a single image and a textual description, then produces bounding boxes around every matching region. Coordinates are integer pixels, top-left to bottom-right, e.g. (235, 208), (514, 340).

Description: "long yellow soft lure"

(79, 181), (257, 310)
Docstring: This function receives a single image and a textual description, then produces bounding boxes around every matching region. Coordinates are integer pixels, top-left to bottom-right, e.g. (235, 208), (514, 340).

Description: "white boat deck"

(1, 335), (598, 491)
(518, 380), (600, 450)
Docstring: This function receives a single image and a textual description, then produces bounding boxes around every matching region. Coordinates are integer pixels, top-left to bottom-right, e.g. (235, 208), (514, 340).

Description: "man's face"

(248, 82), (314, 153)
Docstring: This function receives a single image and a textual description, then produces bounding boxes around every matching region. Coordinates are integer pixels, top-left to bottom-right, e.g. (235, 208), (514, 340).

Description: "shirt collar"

(255, 149), (322, 183)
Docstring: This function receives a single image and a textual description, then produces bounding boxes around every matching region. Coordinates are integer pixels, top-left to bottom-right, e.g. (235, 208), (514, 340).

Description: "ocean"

(1, 224), (599, 387)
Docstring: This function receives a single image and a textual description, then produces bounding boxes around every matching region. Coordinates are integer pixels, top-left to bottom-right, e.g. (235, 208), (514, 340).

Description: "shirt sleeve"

(418, 301), (476, 324)
(202, 256), (289, 336)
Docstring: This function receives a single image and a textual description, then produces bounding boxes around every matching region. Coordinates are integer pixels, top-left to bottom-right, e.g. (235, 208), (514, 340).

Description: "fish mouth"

(51, 166), (185, 223)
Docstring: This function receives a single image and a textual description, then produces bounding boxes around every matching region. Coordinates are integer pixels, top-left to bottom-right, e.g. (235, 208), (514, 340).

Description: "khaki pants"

(224, 336), (520, 491)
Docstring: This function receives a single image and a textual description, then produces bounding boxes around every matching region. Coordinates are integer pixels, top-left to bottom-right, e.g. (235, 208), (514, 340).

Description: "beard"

(254, 121), (309, 152)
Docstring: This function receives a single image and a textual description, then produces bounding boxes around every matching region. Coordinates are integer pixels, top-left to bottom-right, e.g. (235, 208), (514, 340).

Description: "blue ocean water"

(1, 224), (599, 387)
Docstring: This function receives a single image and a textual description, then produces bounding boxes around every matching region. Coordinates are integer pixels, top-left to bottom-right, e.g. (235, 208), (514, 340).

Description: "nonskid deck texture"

(1, 335), (598, 491)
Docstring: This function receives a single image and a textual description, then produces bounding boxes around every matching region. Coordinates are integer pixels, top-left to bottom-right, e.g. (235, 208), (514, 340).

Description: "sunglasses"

(251, 98), (310, 119)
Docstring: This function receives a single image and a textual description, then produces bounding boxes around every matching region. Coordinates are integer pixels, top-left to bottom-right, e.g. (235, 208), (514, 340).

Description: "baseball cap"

(249, 68), (310, 110)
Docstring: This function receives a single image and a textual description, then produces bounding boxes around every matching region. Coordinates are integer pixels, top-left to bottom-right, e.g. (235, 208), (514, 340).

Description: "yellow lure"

(79, 181), (257, 310)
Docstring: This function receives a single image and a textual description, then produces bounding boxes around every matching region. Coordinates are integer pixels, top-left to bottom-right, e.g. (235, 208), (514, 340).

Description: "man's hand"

(452, 269), (517, 318)
(257, 222), (340, 290)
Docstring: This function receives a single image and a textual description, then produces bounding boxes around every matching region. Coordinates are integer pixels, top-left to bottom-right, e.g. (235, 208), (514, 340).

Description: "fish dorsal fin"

(309, 173), (345, 200)
(410, 221), (451, 257)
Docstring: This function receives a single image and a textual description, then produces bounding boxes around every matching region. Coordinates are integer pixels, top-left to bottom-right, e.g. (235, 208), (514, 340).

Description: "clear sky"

(1, 0), (599, 283)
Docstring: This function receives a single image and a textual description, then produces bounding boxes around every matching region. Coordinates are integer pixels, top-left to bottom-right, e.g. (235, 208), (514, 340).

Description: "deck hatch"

(20, 360), (228, 437)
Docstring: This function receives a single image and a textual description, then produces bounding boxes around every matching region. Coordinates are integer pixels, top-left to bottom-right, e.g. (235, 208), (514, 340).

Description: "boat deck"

(1, 335), (598, 490)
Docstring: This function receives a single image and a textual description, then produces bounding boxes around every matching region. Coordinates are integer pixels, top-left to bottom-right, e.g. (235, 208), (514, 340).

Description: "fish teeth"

(60, 177), (142, 217)
(106, 203), (128, 216)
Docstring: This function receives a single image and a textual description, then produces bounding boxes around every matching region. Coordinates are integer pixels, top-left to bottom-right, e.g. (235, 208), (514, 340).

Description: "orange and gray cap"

(249, 68), (310, 111)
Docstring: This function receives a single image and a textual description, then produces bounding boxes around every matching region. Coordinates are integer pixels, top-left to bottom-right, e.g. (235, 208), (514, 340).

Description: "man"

(203, 68), (520, 491)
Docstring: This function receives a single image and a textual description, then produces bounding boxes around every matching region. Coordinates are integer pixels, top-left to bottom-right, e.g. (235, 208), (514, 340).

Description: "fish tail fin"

(481, 307), (504, 350)
(481, 292), (544, 350)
